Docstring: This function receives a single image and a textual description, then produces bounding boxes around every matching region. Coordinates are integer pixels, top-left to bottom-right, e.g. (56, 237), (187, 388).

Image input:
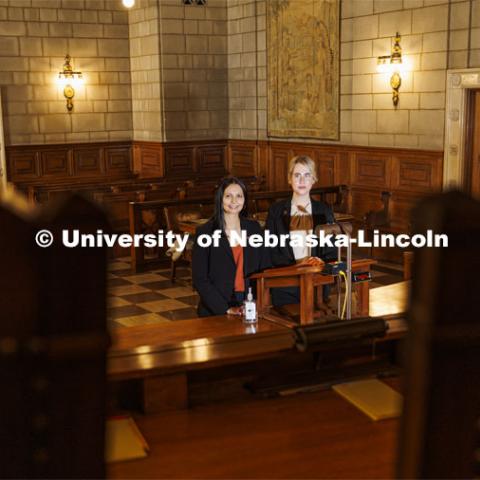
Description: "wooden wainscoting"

(226, 140), (442, 222)
(227, 139), (258, 177)
(132, 140), (229, 179)
(132, 141), (164, 178)
(7, 141), (133, 187)
(7, 139), (230, 190)
(164, 139), (227, 178)
(226, 140), (443, 261)
(7, 138), (443, 250)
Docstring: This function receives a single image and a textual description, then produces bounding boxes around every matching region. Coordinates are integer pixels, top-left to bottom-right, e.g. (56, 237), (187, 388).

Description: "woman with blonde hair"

(265, 155), (336, 306)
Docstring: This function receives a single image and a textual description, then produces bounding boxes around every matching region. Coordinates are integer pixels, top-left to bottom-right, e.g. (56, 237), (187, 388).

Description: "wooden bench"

(94, 185), (181, 232)
(361, 190), (432, 262)
(128, 185), (349, 272)
(26, 176), (191, 204)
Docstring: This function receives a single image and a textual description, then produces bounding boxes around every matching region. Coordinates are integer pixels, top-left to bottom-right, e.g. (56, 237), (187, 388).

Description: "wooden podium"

(251, 259), (376, 324)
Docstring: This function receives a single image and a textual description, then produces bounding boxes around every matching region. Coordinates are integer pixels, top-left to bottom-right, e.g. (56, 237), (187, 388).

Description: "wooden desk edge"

(107, 311), (407, 380)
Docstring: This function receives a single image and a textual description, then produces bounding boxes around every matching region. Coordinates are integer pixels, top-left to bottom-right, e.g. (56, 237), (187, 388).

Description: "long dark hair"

(213, 176), (248, 230)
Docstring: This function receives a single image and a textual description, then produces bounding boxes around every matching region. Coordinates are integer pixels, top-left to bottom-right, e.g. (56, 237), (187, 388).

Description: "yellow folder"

(333, 378), (403, 421)
(105, 415), (149, 463)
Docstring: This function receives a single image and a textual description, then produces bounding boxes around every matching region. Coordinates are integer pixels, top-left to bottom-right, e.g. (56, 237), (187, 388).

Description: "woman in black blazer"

(265, 155), (336, 306)
(192, 177), (269, 317)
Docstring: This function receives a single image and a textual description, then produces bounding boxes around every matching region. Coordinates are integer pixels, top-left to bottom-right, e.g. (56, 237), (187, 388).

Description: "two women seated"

(192, 155), (336, 317)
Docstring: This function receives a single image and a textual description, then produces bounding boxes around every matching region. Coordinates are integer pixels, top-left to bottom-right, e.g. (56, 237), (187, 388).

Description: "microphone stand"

(315, 222), (353, 320)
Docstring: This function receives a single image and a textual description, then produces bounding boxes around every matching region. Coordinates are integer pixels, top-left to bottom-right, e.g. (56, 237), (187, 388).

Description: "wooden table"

(369, 281), (409, 318)
(107, 280), (408, 413)
(369, 281), (409, 339)
(108, 315), (293, 413)
(252, 259), (377, 324)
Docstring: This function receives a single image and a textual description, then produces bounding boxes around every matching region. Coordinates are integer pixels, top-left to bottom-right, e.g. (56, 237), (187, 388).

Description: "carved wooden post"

(397, 191), (480, 478)
(0, 193), (109, 478)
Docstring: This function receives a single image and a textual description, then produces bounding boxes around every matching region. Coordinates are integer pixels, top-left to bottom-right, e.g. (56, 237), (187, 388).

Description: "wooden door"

(0, 92), (6, 191)
(469, 90), (480, 199)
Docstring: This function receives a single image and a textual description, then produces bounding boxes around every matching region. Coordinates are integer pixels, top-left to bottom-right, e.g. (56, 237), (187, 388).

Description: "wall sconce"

(122, 0), (135, 7)
(57, 54), (83, 112)
(377, 33), (404, 107)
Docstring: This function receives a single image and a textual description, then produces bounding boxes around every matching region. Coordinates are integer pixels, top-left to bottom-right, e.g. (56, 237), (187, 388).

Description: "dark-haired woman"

(192, 177), (269, 317)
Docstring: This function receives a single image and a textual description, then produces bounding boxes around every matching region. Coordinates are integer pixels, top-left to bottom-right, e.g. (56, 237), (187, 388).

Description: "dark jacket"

(192, 218), (270, 317)
(265, 197), (336, 267)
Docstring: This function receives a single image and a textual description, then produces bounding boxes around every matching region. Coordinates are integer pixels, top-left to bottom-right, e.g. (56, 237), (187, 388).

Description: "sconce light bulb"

(122, 0), (135, 7)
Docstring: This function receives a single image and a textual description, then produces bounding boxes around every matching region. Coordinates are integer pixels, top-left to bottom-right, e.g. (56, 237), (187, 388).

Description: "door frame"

(444, 68), (480, 191)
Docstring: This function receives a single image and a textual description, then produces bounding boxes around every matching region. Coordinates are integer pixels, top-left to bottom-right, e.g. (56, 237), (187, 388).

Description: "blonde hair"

(288, 155), (318, 183)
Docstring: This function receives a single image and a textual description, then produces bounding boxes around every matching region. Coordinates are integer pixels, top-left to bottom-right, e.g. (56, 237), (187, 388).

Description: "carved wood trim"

(269, 145), (290, 191)
(392, 154), (442, 192)
(73, 147), (104, 177)
(7, 139), (443, 240)
(39, 148), (71, 178)
(164, 145), (195, 177)
(228, 140), (257, 177)
(105, 145), (131, 175)
(7, 141), (132, 186)
(197, 144), (226, 175)
(351, 152), (392, 188)
(7, 149), (39, 182)
(132, 141), (164, 178)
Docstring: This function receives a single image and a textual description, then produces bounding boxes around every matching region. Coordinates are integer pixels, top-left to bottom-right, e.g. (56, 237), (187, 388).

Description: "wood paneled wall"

(7, 138), (443, 232)
(7, 141), (132, 186)
(132, 139), (227, 179)
(132, 141), (164, 178)
(227, 139), (443, 232)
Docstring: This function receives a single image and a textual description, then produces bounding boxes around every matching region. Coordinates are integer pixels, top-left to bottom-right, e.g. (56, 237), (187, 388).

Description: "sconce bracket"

(391, 72), (401, 107)
(63, 85), (75, 112)
(377, 33), (403, 107)
(57, 54), (82, 113)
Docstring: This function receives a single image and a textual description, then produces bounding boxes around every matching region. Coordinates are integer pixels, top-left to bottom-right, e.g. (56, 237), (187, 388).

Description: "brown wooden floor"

(108, 385), (399, 479)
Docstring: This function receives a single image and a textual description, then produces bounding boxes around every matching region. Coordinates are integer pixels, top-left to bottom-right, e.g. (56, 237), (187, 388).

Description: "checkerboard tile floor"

(107, 258), (403, 328)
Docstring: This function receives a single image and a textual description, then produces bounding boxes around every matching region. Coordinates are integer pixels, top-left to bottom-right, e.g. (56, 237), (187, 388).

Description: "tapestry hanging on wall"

(267, 0), (340, 140)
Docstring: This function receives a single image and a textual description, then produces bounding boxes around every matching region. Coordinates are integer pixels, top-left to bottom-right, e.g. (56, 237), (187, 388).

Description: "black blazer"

(192, 218), (270, 317)
(265, 197), (336, 267)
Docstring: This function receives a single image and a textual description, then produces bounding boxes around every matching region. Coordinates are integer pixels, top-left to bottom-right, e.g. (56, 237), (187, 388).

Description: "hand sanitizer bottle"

(243, 287), (257, 324)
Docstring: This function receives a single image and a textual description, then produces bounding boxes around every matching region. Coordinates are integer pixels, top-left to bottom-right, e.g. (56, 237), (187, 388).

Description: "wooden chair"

(163, 204), (208, 282)
(364, 191), (391, 257)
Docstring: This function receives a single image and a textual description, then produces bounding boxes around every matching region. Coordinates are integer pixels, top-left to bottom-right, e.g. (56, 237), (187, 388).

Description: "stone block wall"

(448, 0), (480, 69)
(128, 0), (163, 142)
(338, 0), (479, 150)
(0, 0), (132, 145)
(158, 0), (228, 141)
(227, 0), (480, 151)
(1, 0), (479, 150)
(342, 0), (451, 150)
(227, 0), (266, 140)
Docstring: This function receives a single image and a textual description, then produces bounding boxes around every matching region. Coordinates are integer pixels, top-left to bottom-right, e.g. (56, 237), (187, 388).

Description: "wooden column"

(0, 193), (109, 478)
